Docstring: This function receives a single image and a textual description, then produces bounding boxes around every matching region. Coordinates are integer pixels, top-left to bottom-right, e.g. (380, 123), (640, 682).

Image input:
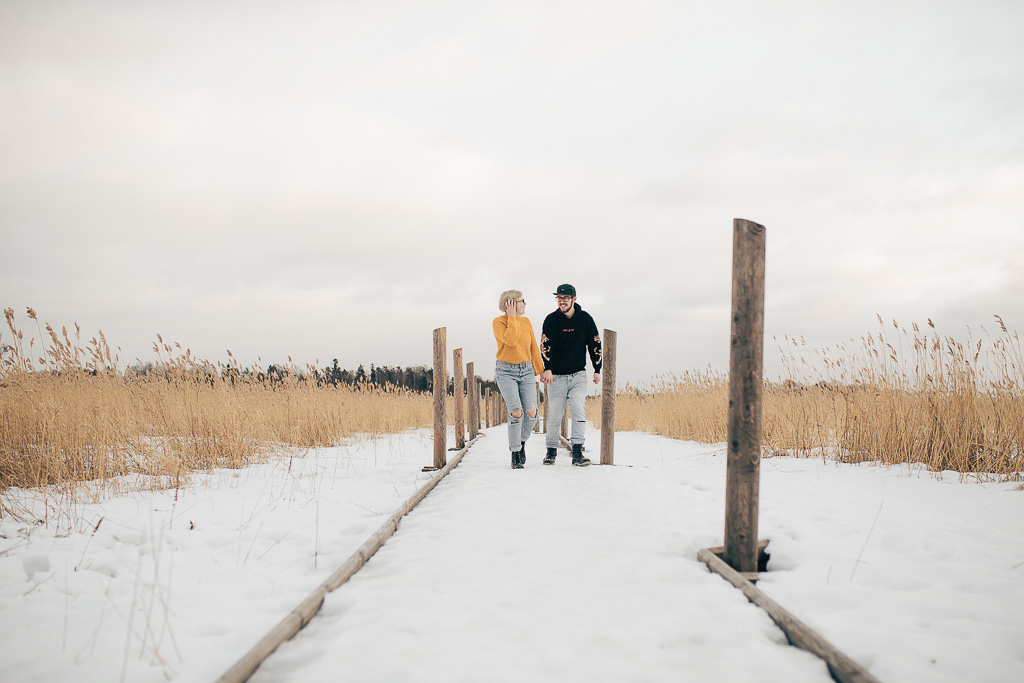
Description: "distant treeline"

(129, 358), (499, 394)
(313, 360), (499, 394)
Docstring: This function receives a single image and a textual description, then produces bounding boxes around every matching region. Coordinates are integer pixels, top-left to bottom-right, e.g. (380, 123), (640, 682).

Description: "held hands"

(538, 370), (598, 384)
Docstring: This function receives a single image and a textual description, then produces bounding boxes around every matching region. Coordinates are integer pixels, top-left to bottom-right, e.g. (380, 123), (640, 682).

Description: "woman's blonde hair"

(498, 289), (523, 313)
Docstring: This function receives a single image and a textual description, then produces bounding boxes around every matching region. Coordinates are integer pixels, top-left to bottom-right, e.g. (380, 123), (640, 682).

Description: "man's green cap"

(553, 284), (576, 297)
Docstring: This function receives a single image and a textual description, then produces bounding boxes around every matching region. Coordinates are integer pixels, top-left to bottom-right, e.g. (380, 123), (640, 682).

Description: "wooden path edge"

(216, 433), (486, 683)
(698, 546), (882, 683)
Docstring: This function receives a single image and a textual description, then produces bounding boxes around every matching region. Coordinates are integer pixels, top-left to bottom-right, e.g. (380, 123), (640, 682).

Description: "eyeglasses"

(556, 296), (573, 303)
(517, 299), (526, 304)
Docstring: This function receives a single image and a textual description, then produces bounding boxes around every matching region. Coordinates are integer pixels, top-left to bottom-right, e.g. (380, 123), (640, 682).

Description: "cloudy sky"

(2, 0), (1022, 385)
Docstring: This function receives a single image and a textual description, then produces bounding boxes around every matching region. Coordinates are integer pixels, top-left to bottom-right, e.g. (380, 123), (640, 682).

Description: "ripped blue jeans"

(495, 360), (538, 452)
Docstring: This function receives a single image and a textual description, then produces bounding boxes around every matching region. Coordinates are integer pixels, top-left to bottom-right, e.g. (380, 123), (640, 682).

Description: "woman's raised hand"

(504, 298), (516, 316)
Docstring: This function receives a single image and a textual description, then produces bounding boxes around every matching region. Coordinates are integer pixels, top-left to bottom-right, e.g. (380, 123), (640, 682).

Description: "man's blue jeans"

(495, 361), (538, 452)
(545, 370), (587, 449)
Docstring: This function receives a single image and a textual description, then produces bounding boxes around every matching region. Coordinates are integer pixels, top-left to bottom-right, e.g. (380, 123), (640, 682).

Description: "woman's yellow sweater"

(492, 314), (544, 376)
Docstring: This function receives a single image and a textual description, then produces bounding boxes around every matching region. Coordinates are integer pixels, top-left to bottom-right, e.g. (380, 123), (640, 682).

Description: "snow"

(2, 426), (1023, 682)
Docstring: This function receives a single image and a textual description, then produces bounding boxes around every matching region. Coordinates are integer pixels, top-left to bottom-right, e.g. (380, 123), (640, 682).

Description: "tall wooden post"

(601, 329), (617, 465)
(561, 401), (569, 441)
(485, 389), (491, 428)
(725, 219), (766, 573)
(542, 383), (549, 432)
(432, 327), (447, 469)
(467, 362), (478, 439)
(453, 349), (465, 449)
(474, 377), (482, 430)
(534, 384), (541, 433)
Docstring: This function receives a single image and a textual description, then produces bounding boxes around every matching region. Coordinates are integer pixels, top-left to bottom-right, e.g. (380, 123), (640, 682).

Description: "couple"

(492, 283), (602, 470)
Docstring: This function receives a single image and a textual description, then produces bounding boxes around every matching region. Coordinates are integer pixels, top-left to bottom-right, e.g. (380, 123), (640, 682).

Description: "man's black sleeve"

(540, 314), (553, 371)
(587, 314), (603, 374)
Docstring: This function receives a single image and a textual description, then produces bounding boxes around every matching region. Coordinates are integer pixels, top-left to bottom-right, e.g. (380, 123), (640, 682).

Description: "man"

(539, 283), (602, 466)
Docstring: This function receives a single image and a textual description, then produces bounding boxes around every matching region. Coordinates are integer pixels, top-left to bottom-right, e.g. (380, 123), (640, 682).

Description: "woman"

(493, 289), (544, 469)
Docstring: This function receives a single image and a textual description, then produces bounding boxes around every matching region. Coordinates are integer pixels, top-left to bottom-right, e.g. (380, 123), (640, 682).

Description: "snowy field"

(1, 426), (1022, 682)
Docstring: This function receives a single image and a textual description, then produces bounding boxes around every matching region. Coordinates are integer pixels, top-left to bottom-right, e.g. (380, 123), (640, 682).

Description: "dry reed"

(595, 368), (730, 444)
(592, 315), (1023, 480)
(1, 308), (438, 516)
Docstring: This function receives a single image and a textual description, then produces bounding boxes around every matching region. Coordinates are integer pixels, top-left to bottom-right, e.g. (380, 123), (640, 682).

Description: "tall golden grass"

(1, 308), (436, 509)
(5, 305), (1021, 518)
(595, 316), (1023, 479)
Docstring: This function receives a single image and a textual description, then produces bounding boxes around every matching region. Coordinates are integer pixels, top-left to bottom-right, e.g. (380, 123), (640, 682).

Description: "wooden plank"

(725, 218), (766, 573)
(600, 329), (616, 465)
(216, 434), (486, 683)
(698, 546), (882, 683)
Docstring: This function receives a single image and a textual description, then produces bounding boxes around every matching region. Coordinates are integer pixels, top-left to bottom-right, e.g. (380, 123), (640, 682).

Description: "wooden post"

(432, 327), (447, 469)
(601, 329), (617, 465)
(485, 389), (491, 428)
(542, 383), (549, 432)
(560, 400), (569, 442)
(725, 219), (767, 574)
(534, 383), (541, 433)
(467, 362), (478, 439)
(453, 349), (465, 449)
(475, 377), (482, 431)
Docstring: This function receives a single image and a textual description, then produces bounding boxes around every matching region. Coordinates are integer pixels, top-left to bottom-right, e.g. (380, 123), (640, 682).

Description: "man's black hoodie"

(540, 303), (602, 375)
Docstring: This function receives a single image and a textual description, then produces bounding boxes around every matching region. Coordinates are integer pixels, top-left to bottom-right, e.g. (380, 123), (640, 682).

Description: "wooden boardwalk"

(237, 429), (838, 683)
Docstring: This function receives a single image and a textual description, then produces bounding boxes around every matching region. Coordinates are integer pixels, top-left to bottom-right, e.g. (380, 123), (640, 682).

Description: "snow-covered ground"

(2, 426), (1022, 682)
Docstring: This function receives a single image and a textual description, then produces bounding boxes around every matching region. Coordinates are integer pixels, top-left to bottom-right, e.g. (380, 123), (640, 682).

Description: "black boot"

(520, 441), (527, 466)
(543, 448), (557, 465)
(511, 449), (524, 469)
(571, 443), (591, 467)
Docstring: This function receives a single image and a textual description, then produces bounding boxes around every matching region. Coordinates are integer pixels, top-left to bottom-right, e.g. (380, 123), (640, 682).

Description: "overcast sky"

(2, 0), (1022, 385)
